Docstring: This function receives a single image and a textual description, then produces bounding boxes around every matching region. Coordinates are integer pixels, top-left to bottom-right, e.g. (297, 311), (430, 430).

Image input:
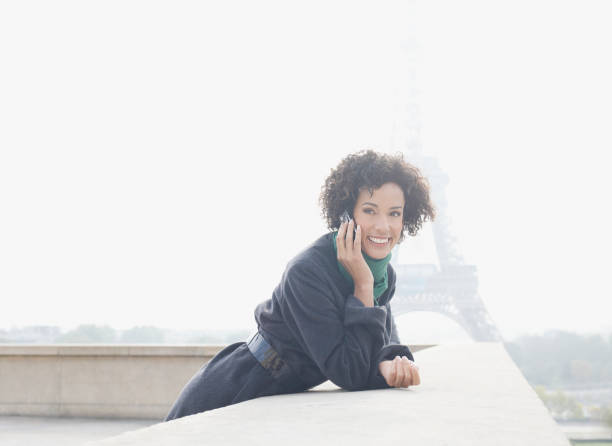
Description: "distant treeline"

(534, 385), (612, 423)
(504, 330), (612, 388)
(0, 324), (252, 345)
(3, 325), (611, 389)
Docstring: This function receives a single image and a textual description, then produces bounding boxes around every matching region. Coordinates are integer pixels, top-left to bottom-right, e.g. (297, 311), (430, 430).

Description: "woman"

(165, 150), (435, 421)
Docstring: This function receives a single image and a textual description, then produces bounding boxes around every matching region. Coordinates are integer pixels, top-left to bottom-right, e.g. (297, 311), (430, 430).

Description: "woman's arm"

(280, 261), (412, 391)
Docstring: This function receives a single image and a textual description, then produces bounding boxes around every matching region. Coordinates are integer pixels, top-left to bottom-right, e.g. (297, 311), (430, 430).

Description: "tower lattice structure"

(390, 155), (502, 342)
(388, 34), (501, 341)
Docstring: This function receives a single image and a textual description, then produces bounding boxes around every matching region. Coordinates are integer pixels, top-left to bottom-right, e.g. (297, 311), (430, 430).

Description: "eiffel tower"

(390, 155), (502, 342)
(388, 39), (502, 342)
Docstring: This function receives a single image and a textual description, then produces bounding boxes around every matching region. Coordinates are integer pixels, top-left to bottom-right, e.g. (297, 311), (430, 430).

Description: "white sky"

(1, 0), (611, 341)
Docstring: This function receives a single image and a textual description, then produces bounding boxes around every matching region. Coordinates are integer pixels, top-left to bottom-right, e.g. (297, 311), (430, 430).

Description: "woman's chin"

(362, 247), (391, 260)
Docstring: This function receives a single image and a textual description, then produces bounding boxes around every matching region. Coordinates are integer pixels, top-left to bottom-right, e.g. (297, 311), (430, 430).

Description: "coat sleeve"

(280, 261), (411, 391)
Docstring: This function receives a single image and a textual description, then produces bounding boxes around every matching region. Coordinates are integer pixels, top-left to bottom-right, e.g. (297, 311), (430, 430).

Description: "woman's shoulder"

(278, 233), (350, 301)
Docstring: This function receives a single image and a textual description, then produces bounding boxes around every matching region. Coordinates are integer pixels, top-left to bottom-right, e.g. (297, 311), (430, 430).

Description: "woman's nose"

(374, 215), (390, 231)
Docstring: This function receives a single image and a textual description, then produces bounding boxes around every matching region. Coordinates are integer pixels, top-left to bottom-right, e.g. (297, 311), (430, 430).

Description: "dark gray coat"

(165, 232), (413, 420)
(255, 232), (413, 391)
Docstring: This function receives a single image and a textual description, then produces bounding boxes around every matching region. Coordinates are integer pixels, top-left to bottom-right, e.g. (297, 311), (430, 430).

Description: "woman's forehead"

(356, 182), (405, 205)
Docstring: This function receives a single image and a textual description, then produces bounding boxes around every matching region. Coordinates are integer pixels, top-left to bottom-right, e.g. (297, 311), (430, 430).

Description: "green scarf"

(332, 231), (391, 306)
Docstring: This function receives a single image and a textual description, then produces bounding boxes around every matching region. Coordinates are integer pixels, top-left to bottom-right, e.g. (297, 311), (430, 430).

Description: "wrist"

(353, 283), (374, 307)
(379, 360), (389, 374)
(354, 279), (373, 290)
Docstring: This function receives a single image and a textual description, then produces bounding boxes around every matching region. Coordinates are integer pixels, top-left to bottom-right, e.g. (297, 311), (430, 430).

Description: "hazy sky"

(1, 0), (611, 342)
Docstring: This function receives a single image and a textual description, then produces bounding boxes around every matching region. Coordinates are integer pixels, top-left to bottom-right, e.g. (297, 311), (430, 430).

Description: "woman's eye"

(391, 211), (401, 217)
(364, 208), (374, 214)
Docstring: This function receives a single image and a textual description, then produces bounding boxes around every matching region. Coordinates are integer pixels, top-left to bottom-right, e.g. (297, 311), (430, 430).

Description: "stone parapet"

(0, 344), (223, 419)
(0, 344), (434, 419)
(89, 343), (572, 446)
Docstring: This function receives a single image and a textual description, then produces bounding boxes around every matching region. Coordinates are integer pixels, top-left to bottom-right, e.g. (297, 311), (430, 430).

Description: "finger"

(401, 357), (412, 387)
(337, 222), (347, 254)
(410, 362), (421, 386)
(355, 224), (362, 252)
(394, 356), (403, 388)
(388, 358), (397, 387)
(346, 219), (355, 247)
(387, 357), (397, 387)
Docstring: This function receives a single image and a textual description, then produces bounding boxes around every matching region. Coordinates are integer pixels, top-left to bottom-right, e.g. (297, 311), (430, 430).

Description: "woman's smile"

(367, 236), (390, 245)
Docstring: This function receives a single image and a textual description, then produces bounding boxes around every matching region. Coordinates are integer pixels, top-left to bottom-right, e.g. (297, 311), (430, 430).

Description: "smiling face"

(352, 182), (405, 259)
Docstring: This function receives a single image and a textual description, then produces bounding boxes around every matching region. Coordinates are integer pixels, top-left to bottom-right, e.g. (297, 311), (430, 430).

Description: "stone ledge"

(0, 345), (225, 357)
(0, 344), (435, 357)
(0, 344), (435, 419)
(89, 343), (572, 446)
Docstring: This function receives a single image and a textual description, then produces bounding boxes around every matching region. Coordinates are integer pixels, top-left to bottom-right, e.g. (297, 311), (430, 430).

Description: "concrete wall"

(0, 345), (221, 419)
(0, 344), (434, 419)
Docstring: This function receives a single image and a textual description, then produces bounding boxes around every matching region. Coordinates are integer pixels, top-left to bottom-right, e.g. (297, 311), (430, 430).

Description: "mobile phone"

(340, 210), (357, 236)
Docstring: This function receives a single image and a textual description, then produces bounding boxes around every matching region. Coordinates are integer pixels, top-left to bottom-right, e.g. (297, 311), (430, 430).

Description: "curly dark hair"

(319, 150), (435, 242)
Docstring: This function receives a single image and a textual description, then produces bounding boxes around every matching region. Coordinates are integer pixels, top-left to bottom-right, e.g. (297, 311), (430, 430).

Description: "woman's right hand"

(337, 220), (374, 304)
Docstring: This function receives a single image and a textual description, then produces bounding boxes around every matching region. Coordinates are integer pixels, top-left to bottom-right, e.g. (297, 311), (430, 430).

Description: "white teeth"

(368, 236), (388, 244)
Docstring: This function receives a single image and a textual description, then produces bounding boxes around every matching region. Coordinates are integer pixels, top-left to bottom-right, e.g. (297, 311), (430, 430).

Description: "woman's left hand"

(379, 356), (421, 388)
